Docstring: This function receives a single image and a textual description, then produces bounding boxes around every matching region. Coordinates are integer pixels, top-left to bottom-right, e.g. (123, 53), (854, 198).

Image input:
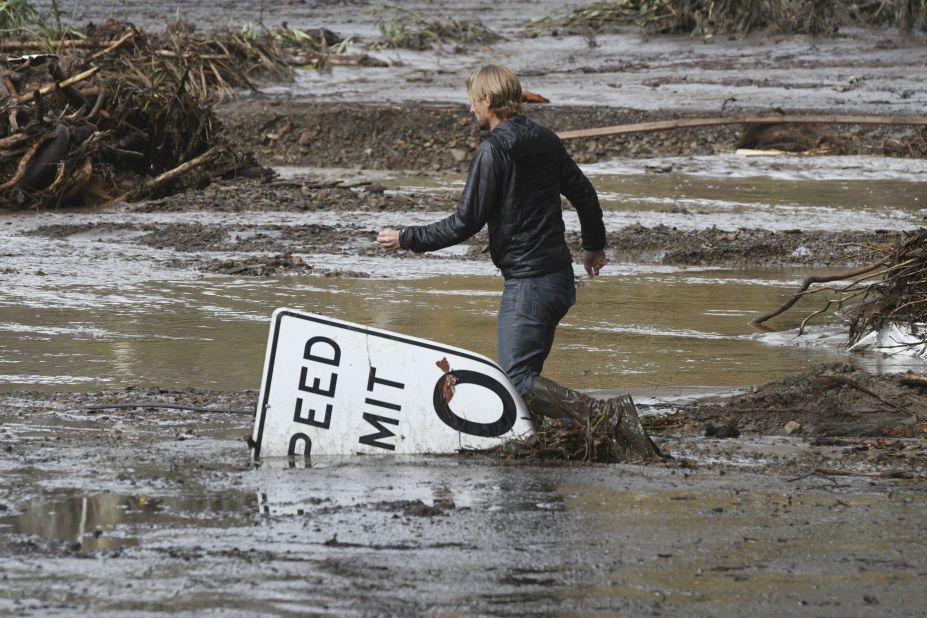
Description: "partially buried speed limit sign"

(251, 308), (534, 457)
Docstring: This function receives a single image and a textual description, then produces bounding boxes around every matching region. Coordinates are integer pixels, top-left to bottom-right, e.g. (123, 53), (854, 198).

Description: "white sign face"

(251, 308), (534, 457)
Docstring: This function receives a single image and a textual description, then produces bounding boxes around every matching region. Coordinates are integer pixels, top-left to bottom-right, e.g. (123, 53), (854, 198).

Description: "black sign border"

(253, 310), (510, 458)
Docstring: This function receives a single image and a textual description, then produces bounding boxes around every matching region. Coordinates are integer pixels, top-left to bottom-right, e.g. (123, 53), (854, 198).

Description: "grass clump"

(524, 0), (927, 38)
(369, 5), (501, 50)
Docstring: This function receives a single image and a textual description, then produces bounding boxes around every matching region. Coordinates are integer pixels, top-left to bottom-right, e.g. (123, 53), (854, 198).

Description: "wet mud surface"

(2, 376), (926, 616)
(220, 100), (927, 172)
(5, 2), (927, 615)
(18, 179), (903, 274)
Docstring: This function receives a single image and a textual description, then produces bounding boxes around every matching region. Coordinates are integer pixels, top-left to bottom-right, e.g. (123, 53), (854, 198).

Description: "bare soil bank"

(219, 99), (927, 172)
(681, 362), (927, 439)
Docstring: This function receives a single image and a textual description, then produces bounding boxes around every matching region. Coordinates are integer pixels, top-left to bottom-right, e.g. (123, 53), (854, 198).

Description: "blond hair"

(466, 64), (522, 120)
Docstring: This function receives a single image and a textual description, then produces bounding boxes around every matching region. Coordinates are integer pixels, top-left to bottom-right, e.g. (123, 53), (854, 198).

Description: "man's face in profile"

(469, 94), (491, 130)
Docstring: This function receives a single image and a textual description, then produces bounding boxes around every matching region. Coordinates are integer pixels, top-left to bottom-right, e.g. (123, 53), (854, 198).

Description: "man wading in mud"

(378, 64), (658, 460)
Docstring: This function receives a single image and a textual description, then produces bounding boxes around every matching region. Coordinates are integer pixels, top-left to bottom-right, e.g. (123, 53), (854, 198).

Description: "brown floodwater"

(2, 156), (924, 394)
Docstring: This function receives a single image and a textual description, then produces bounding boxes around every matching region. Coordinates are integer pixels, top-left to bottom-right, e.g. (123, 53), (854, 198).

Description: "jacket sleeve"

(559, 142), (606, 252)
(400, 142), (502, 253)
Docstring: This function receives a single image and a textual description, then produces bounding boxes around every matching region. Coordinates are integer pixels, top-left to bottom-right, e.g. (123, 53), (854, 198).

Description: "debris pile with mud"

(0, 49), (252, 208)
(596, 224), (900, 267)
(0, 12), (380, 209)
(495, 408), (660, 463)
(681, 362), (927, 438)
(203, 250), (314, 276)
(750, 229), (927, 344)
(368, 5), (501, 50)
(528, 0), (921, 38)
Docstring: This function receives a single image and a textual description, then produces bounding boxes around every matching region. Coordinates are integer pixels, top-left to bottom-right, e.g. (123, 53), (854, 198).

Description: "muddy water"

(2, 158), (925, 393)
(398, 154), (927, 231)
(0, 267), (858, 393)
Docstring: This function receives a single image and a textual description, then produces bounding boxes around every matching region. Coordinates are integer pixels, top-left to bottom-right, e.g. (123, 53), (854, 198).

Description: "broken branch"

(0, 136), (47, 190)
(89, 30), (136, 61)
(15, 66), (100, 104)
(750, 261), (884, 325)
(121, 147), (221, 202)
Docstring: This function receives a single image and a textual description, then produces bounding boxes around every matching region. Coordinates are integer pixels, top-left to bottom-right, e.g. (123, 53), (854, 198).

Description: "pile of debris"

(1, 15), (376, 209)
(494, 392), (664, 463)
(752, 229), (927, 356)
(530, 0), (922, 38)
(846, 229), (927, 356)
(370, 6), (501, 50)
(680, 361), (927, 439)
(1, 51), (249, 208)
(203, 250), (313, 276)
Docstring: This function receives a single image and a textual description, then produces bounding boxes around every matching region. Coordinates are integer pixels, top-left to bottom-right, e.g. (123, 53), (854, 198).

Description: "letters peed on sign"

(251, 309), (534, 457)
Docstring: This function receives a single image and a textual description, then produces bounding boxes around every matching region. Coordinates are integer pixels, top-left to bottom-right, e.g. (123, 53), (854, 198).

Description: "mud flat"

(1, 366), (926, 616)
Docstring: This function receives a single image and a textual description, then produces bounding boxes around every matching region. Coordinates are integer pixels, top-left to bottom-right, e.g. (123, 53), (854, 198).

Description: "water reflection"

(253, 456), (565, 517)
(1, 491), (257, 551)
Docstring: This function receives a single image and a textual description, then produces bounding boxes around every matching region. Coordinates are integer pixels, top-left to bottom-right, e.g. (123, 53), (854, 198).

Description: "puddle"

(0, 490), (257, 551)
(3, 450), (924, 615)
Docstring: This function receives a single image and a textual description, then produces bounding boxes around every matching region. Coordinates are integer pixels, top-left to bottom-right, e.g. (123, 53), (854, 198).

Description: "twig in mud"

(786, 469), (842, 484)
(900, 374), (927, 389)
(811, 374), (908, 413)
(86, 402), (253, 414)
(89, 29), (135, 61)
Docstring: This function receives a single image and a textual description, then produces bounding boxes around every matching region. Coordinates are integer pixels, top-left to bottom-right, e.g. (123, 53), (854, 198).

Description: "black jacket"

(399, 115), (606, 279)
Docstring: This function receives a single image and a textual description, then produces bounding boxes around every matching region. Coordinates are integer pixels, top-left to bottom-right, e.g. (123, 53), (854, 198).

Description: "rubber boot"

(524, 376), (662, 461)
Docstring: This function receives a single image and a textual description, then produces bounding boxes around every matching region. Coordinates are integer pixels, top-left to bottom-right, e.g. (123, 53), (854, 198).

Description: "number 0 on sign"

(251, 309), (535, 457)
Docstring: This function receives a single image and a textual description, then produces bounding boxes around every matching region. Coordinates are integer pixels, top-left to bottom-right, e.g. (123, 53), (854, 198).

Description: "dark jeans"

(498, 266), (576, 396)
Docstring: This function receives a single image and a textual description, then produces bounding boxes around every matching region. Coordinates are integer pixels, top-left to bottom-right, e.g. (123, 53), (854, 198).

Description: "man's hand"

(377, 228), (402, 251)
(583, 249), (608, 278)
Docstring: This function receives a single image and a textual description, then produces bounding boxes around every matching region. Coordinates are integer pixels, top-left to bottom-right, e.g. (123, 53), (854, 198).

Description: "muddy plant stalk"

(491, 405), (653, 463)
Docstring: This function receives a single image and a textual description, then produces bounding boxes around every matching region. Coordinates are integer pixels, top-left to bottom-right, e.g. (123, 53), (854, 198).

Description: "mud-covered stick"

(15, 66), (99, 105)
(557, 114), (927, 140)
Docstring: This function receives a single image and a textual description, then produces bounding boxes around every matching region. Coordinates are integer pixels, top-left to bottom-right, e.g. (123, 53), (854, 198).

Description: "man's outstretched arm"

(378, 143), (502, 253)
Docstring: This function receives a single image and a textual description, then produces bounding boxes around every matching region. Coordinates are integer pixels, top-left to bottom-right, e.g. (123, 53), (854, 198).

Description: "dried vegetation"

(0, 2), (369, 209)
(527, 0), (924, 38)
(369, 5), (501, 50)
